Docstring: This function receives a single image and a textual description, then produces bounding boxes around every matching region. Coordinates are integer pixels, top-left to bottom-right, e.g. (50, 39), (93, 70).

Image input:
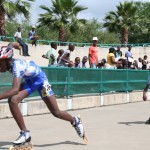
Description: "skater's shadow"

(34, 140), (86, 147)
(118, 121), (145, 126)
(0, 141), (12, 149)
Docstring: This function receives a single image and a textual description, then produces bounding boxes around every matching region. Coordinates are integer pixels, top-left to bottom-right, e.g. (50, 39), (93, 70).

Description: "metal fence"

(0, 68), (149, 97)
(1, 36), (150, 47)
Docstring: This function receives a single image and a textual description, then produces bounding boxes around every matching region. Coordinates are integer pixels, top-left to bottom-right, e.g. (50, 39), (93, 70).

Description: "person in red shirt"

(89, 37), (99, 68)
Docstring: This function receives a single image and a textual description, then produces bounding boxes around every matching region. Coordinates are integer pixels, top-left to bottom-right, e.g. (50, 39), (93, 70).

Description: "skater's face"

(0, 60), (7, 72)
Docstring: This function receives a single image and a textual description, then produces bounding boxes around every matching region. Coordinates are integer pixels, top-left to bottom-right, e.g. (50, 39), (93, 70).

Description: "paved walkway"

(0, 101), (150, 150)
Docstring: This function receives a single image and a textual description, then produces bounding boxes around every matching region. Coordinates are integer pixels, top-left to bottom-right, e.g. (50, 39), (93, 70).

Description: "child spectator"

(115, 46), (123, 61)
(74, 57), (82, 68)
(57, 44), (75, 67)
(81, 56), (88, 68)
(142, 55), (148, 70)
(57, 49), (64, 63)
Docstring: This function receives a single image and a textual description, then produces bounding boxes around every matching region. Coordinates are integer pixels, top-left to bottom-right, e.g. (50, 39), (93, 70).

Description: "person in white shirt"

(14, 27), (30, 56)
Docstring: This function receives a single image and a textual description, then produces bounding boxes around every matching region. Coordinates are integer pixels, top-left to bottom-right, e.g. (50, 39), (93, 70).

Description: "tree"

(0, 0), (35, 36)
(128, 2), (150, 43)
(103, 1), (138, 44)
(38, 0), (87, 42)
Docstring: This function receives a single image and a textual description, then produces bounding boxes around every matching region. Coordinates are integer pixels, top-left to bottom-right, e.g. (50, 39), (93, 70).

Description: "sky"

(30, 0), (150, 25)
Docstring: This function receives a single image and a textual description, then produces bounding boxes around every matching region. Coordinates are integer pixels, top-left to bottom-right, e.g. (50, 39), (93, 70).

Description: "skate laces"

(73, 117), (82, 135)
(16, 131), (29, 141)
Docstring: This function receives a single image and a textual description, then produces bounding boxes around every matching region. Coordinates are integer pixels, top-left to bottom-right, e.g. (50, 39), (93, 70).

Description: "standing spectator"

(115, 46), (122, 61)
(125, 45), (133, 61)
(142, 55), (148, 70)
(42, 42), (57, 67)
(57, 43), (75, 67)
(89, 37), (99, 68)
(14, 27), (30, 56)
(28, 26), (38, 46)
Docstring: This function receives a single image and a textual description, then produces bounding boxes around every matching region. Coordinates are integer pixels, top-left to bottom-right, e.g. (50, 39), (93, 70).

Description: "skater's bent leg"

(43, 95), (74, 124)
(8, 90), (28, 131)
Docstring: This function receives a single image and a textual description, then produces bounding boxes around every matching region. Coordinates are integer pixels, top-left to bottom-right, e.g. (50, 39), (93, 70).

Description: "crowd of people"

(41, 37), (149, 70)
(14, 26), (38, 56)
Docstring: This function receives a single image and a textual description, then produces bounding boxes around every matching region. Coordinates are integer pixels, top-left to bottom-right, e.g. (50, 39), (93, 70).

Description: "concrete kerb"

(0, 91), (149, 119)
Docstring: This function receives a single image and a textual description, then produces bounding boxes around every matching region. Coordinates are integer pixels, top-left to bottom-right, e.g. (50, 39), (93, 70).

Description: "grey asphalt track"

(0, 101), (150, 150)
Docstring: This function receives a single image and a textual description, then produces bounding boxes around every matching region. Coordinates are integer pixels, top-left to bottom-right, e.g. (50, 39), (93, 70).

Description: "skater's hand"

(143, 91), (147, 101)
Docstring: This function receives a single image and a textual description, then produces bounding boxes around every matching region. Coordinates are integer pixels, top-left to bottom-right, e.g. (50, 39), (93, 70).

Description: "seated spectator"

(28, 26), (38, 46)
(81, 56), (88, 68)
(74, 57), (82, 68)
(57, 49), (64, 63)
(57, 44), (75, 67)
(68, 60), (74, 68)
(42, 42), (57, 67)
(7, 42), (22, 55)
(142, 55), (148, 70)
(97, 59), (107, 69)
(115, 46), (123, 61)
(107, 47), (121, 69)
(14, 27), (30, 56)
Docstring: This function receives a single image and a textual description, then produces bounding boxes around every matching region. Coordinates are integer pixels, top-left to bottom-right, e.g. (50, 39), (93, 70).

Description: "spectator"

(28, 26), (38, 46)
(125, 45), (134, 61)
(97, 59), (107, 69)
(142, 55), (148, 70)
(57, 43), (75, 67)
(137, 57), (142, 70)
(107, 47), (121, 69)
(57, 49), (64, 63)
(42, 42), (57, 67)
(115, 46), (123, 61)
(74, 57), (82, 68)
(89, 37), (99, 68)
(14, 27), (30, 56)
(8, 42), (22, 55)
(81, 56), (88, 68)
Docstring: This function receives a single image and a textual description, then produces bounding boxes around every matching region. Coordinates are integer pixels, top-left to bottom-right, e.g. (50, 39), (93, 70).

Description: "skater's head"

(0, 46), (13, 72)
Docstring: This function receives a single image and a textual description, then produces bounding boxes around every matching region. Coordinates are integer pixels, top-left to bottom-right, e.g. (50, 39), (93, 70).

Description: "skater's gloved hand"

(143, 91), (147, 101)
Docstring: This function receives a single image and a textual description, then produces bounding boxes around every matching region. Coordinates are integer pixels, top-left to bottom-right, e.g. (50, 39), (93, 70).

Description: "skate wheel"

(83, 136), (88, 144)
(9, 143), (33, 150)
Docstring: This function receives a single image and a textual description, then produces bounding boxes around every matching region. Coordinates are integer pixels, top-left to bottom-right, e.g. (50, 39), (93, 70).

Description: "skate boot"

(73, 116), (84, 138)
(13, 130), (31, 145)
(72, 115), (88, 144)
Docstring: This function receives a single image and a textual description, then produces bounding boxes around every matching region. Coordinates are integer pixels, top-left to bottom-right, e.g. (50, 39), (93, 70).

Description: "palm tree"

(38, 0), (87, 42)
(0, 0), (35, 36)
(103, 1), (138, 44)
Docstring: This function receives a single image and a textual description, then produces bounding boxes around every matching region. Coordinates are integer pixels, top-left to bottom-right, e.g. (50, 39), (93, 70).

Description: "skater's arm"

(143, 84), (149, 101)
(0, 77), (21, 100)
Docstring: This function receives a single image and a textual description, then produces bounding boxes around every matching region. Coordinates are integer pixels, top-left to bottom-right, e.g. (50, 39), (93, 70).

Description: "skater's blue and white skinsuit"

(11, 58), (54, 98)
